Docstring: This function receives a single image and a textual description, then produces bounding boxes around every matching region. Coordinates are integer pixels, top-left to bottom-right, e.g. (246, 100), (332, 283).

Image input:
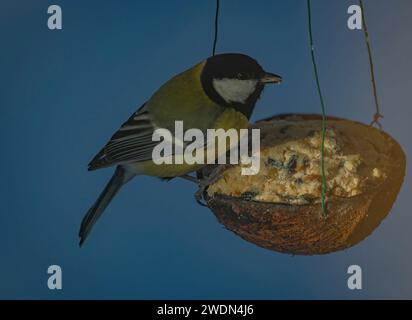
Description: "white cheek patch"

(212, 78), (257, 103)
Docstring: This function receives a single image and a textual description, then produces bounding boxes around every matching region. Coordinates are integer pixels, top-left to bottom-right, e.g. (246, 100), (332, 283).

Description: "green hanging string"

(307, 0), (328, 217)
(212, 0), (220, 56)
(359, 0), (383, 129)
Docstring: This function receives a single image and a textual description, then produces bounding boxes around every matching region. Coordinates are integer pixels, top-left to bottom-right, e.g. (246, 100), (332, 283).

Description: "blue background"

(0, 0), (411, 299)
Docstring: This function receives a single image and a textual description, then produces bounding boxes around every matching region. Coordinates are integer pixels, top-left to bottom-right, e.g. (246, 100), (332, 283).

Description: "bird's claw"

(193, 165), (227, 207)
(195, 187), (208, 207)
(177, 174), (209, 206)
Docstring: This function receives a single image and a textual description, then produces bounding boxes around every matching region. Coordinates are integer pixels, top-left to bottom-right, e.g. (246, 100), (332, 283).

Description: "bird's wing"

(88, 104), (165, 171)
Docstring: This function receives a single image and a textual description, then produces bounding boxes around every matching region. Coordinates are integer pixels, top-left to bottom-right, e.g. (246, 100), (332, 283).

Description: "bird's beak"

(260, 72), (282, 84)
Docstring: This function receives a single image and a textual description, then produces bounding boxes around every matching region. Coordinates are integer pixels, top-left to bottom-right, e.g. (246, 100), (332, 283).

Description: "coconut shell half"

(202, 114), (406, 255)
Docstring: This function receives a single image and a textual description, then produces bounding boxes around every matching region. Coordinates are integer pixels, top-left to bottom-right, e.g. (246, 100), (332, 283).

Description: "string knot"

(370, 112), (383, 129)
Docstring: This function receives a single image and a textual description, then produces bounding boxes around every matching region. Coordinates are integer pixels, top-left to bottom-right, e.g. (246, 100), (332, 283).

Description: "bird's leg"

(194, 165), (226, 207)
(177, 168), (226, 206)
(178, 174), (199, 184)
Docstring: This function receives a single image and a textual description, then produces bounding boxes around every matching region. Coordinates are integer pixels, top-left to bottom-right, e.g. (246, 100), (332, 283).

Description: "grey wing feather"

(88, 104), (161, 171)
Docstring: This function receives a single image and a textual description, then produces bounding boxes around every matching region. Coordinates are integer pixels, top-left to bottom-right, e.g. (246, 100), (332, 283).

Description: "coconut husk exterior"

(202, 114), (406, 255)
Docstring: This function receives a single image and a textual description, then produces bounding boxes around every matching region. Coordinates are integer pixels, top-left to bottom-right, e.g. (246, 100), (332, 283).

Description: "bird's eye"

(237, 72), (247, 80)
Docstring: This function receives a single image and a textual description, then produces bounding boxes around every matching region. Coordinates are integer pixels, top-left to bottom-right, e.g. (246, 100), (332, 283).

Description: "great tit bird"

(79, 53), (281, 245)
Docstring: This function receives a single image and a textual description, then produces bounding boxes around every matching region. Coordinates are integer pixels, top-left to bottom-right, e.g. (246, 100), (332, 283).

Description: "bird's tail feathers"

(79, 166), (134, 246)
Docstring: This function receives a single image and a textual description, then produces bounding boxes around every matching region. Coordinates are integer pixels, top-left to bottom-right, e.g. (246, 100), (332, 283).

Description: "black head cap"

(203, 53), (265, 80)
(201, 53), (281, 119)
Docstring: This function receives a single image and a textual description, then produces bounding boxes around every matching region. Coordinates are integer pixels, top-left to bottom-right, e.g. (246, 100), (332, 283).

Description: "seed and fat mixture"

(207, 119), (388, 205)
